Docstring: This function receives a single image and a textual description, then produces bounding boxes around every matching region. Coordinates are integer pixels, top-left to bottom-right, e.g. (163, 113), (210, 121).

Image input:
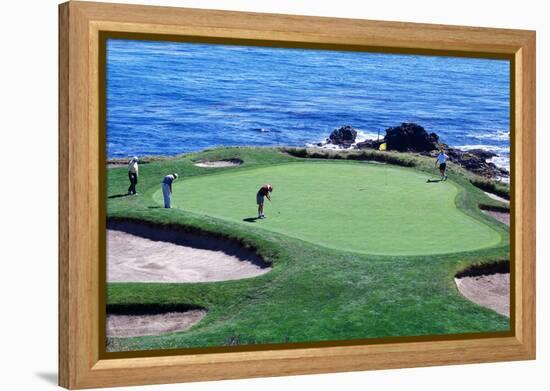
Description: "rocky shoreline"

(107, 122), (509, 182)
(314, 123), (509, 180)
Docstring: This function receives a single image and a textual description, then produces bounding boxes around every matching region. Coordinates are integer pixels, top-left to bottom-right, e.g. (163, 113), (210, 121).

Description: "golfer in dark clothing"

(256, 184), (273, 219)
(127, 156), (139, 195)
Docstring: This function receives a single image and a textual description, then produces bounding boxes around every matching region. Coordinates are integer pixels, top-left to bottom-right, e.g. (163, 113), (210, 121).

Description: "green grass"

(154, 161), (502, 255)
(106, 147), (510, 352)
(282, 146), (511, 199)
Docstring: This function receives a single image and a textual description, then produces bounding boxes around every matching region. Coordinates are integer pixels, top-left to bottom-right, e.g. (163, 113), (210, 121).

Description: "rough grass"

(106, 147), (510, 352)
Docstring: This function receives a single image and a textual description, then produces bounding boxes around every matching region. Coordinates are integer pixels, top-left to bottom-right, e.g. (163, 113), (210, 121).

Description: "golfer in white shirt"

(435, 150), (449, 181)
(127, 156), (139, 195)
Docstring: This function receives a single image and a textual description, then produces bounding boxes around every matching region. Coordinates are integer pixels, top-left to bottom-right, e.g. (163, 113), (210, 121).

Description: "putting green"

(153, 162), (501, 255)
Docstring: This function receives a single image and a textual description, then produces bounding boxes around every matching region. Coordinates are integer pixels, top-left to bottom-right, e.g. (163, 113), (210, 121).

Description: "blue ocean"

(106, 39), (510, 169)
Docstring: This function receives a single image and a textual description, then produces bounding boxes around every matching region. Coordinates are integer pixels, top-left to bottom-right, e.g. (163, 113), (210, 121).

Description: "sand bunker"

(483, 191), (510, 205)
(107, 309), (207, 338)
(481, 209), (510, 226)
(194, 158), (243, 168)
(107, 220), (271, 283)
(455, 274), (509, 317)
(455, 261), (510, 317)
(106, 163), (126, 169)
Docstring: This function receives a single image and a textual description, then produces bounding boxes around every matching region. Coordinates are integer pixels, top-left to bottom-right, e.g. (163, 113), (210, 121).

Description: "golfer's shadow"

(243, 217), (260, 223)
(426, 179), (443, 183)
(108, 193), (130, 199)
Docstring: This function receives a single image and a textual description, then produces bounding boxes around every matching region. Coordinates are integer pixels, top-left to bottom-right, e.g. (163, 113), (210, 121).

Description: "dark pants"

(128, 173), (138, 194)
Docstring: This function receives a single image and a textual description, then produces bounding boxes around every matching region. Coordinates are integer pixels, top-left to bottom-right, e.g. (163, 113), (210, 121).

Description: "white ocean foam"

(455, 144), (510, 154)
(498, 177), (510, 184)
(305, 128), (382, 150)
(489, 155), (510, 170)
(453, 145), (511, 178)
(456, 144), (510, 172)
(305, 141), (342, 150)
(470, 130), (510, 141)
(456, 132), (511, 172)
(356, 129), (383, 142)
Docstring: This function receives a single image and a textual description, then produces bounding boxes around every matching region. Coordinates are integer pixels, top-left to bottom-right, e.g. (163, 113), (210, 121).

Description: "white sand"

(106, 222), (270, 338)
(483, 191), (510, 205)
(106, 163), (127, 169)
(107, 310), (207, 338)
(455, 273), (510, 317)
(107, 224), (271, 283)
(194, 159), (243, 168)
(481, 209), (510, 226)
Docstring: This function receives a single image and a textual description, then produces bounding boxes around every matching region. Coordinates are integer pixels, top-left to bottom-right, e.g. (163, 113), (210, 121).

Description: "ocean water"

(106, 39), (510, 170)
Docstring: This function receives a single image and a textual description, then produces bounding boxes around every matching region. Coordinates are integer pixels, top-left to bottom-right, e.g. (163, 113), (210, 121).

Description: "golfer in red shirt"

(256, 184), (273, 219)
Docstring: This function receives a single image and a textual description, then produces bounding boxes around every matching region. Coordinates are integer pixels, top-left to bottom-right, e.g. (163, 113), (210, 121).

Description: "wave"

(356, 129), (383, 142)
(455, 144), (510, 154)
(488, 155), (510, 171)
(254, 127), (280, 133)
(305, 128), (383, 149)
(468, 130), (510, 141)
(456, 144), (510, 170)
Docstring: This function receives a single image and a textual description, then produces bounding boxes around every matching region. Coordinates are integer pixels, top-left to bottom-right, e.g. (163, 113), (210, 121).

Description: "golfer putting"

(256, 184), (273, 219)
(127, 156), (139, 195)
(162, 173), (178, 208)
(157, 161), (502, 255)
(435, 149), (449, 181)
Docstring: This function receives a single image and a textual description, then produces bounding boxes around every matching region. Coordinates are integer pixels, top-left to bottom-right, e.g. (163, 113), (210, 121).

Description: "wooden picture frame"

(59, 1), (536, 389)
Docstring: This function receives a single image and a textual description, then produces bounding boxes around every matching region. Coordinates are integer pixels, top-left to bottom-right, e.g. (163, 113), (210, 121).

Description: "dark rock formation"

(316, 123), (509, 180)
(384, 123), (439, 152)
(356, 139), (384, 150)
(426, 146), (508, 179)
(327, 125), (358, 147)
(451, 149), (508, 178)
(463, 149), (498, 160)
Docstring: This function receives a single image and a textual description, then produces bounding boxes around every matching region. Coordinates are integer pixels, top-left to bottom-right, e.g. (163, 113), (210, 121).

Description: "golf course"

(106, 147), (510, 352)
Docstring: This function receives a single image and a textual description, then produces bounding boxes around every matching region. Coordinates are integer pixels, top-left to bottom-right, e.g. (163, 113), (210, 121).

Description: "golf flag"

(379, 142), (387, 151)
